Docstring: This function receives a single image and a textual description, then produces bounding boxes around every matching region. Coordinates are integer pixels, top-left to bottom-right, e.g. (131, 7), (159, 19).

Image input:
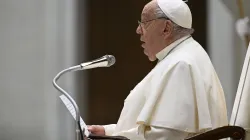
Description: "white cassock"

(103, 36), (228, 140)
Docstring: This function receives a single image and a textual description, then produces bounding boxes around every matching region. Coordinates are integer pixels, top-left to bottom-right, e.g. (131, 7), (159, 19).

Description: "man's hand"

(87, 125), (105, 135)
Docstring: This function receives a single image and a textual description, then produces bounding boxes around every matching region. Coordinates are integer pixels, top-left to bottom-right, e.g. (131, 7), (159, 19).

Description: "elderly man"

(88, 0), (228, 139)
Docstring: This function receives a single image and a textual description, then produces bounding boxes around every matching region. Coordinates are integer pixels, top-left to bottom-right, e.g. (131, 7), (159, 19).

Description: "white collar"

(156, 35), (191, 61)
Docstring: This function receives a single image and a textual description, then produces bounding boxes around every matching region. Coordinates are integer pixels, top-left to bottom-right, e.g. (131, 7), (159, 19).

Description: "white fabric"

(104, 124), (192, 140)
(156, 36), (191, 61)
(157, 0), (192, 29)
(103, 124), (117, 136)
(145, 126), (191, 140)
(104, 36), (228, 139)
(230, 43), (250, 139)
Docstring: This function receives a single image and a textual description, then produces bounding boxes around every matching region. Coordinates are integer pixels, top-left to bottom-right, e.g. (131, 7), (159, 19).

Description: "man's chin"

(148, 56), (157, 62)
(143, 52), (157, 61)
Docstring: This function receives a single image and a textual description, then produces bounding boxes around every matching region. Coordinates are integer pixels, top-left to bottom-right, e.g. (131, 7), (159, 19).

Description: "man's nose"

(136, 25), (142, 35)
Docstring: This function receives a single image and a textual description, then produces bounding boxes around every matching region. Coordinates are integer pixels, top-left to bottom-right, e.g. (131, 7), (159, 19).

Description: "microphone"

(69, 55), (116, 71)
(81, 55), (116, 70)
(52, 54), (115, 140)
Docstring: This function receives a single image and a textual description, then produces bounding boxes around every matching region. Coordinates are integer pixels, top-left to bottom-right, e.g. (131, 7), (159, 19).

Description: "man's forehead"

(141, 12), (149, 18)
(141, 2), (156, 18)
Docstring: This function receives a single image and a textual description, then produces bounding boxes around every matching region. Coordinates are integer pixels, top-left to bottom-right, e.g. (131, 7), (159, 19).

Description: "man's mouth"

(140, 40), (146, 47)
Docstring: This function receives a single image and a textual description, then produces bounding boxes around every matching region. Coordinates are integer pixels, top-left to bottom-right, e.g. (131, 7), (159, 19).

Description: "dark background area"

(77, 0), (207, 124)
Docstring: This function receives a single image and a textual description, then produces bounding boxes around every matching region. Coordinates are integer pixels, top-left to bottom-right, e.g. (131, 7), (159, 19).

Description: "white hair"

(155, 4), (194, 38)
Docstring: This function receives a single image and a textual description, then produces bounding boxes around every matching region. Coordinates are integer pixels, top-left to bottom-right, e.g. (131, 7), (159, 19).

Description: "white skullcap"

(156, 0), (192, 29)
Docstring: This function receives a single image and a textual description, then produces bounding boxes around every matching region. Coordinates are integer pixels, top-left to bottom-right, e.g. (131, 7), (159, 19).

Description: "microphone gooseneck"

(52, 55), (115, 140)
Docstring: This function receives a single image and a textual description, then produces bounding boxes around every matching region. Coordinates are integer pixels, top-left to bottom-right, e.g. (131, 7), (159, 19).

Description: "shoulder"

(169, 61), (192, 73)
(160, 56), (193, 71)
(155, 59), (193, 79)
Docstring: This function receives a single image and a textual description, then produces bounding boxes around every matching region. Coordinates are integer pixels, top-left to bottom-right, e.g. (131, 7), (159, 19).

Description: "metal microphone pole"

(52, 55), (115, 140)
(53, 65), (83, 140)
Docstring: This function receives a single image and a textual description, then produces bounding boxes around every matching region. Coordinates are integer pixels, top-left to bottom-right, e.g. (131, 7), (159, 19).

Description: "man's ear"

(163, 20), (173, 38)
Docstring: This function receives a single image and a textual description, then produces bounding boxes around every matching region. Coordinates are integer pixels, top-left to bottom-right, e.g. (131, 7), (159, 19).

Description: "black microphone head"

(106, 55), (116, 67)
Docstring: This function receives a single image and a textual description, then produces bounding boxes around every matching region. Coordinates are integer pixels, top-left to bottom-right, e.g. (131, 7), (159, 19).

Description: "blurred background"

(0, 0), (249, 140)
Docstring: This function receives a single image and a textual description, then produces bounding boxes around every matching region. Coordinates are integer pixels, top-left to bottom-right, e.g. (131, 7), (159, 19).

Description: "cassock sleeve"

(105, 124), (191, 140)
(137, 61), (212, 133)
(144, 126), (191, 140)
(103, 124), (117, 136)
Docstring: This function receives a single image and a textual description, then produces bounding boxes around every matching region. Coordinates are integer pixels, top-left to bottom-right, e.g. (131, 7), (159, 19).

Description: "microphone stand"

(52, 55), (115, 140)
(53, 65), (83, 140)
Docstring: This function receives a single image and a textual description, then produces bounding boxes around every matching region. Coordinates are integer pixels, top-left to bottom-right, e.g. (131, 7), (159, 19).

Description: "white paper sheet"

(59, 95), (90, 137)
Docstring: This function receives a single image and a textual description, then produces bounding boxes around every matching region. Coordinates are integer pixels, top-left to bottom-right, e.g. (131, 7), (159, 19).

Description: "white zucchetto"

(157, 0), (192, 29)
